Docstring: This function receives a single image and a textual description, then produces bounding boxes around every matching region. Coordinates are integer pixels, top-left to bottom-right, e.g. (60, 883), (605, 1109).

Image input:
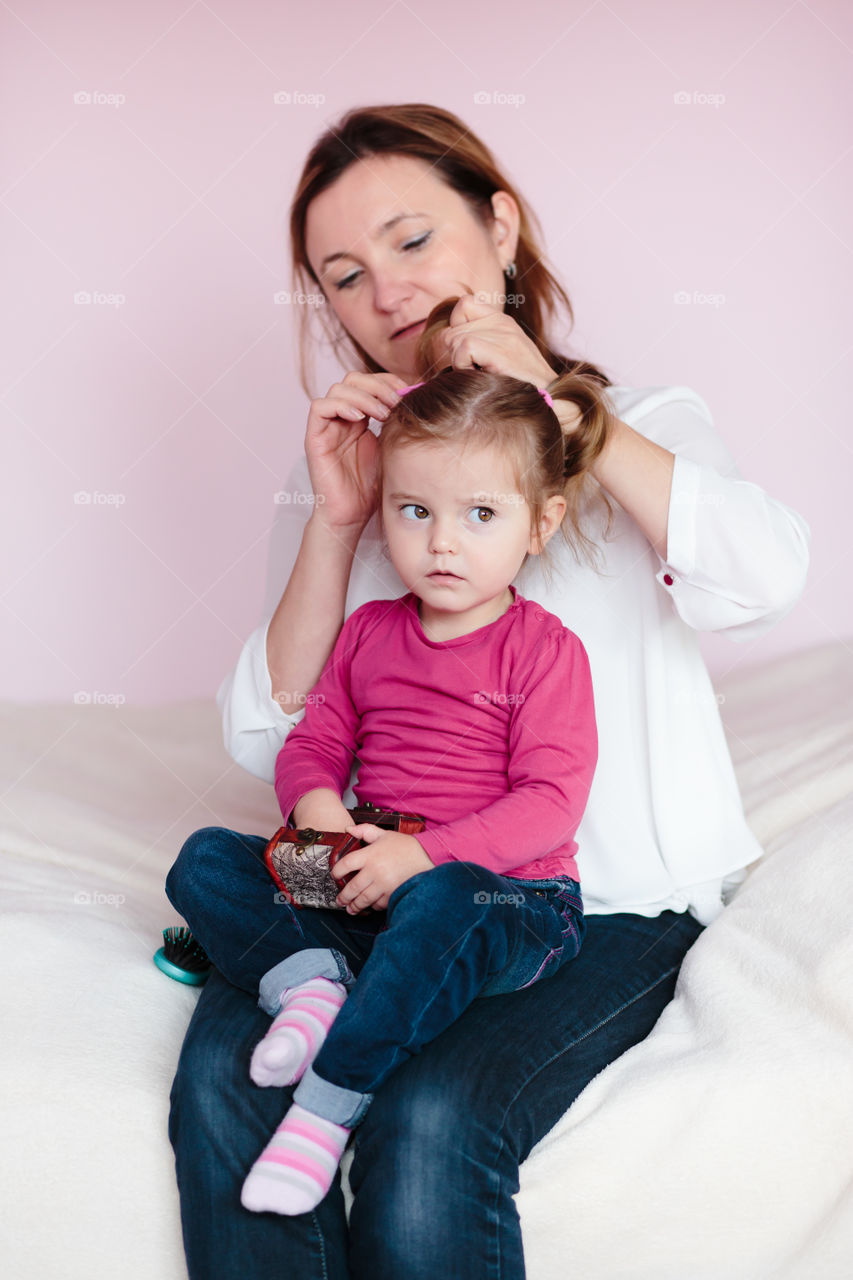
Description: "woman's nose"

(371, 265), (414, 313)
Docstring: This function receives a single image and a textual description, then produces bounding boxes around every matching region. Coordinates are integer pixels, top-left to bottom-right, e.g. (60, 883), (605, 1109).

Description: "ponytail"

(546, 368), (616, 567)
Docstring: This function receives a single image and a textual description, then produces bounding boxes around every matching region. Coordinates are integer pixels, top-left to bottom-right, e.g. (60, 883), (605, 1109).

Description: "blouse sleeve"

(629, 387), (811, 639)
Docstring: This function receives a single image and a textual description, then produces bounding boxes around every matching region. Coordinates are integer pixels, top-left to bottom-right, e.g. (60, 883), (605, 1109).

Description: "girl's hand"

(433, 295), (558, 388)
(332, 825), (434, 913)
(305, 371), (409, 532)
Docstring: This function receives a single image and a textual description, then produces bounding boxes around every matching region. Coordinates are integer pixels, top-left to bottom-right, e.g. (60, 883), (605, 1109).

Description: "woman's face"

(304, 154), (518, 380)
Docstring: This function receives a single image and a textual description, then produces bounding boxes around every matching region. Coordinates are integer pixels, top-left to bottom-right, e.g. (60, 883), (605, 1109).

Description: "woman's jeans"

(250, 864), (584, 1126)
(166, 827), (704, 1280)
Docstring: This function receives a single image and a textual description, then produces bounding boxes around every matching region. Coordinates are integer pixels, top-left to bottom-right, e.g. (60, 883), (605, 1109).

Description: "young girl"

(239, 307), (616, 1216)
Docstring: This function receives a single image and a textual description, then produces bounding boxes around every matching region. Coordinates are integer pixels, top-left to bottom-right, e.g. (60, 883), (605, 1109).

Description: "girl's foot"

(250, 976), (347, 1088)
(240, 1102), (350, 1216)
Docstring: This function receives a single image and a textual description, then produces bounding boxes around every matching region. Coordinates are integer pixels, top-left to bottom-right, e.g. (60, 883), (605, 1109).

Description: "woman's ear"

(489, 190), (520, 268)
(529, 495), (567, 555)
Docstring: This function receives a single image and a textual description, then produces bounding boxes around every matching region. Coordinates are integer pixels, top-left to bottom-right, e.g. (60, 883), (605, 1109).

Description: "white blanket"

(1, 641), (852, 1278)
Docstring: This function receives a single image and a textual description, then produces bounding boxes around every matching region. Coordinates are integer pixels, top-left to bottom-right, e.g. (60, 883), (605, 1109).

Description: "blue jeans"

(250, 862), (584, 1125)
(166, 827), (703, 1280)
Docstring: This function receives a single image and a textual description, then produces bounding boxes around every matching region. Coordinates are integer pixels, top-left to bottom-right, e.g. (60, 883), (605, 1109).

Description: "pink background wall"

(3, 0), (851, 705)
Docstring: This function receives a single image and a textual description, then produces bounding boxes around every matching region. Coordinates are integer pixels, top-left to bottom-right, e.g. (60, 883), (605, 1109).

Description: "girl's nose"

(428, 521), (457, 554)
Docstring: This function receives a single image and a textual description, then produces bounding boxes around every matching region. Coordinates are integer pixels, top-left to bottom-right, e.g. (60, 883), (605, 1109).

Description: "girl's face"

(381, 438), (564, 640)
(304, 153), (519, 380)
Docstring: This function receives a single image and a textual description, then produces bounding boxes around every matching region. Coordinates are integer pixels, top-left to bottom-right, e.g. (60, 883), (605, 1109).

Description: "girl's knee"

(165, 826), (244, 911)
(388, 860), (506, 923)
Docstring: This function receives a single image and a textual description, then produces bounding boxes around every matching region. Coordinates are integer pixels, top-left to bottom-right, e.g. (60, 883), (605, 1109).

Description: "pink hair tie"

(538, 387), (554, 408)
(397, 381), (425, 396)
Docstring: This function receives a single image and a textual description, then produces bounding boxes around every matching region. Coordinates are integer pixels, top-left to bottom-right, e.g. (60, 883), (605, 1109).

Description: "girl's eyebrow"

(319, 213), (428, 271)
(387, 491), (519, 505)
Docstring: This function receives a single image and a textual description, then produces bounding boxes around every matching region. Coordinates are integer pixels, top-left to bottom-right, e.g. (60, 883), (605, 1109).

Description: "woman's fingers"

(448, 294), (501, 325)
(315, 372), (408, 425)
(440, 312), (557, 385)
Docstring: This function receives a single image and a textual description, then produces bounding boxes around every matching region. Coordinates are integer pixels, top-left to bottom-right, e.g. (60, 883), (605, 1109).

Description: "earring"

(504, 261), (517, 280)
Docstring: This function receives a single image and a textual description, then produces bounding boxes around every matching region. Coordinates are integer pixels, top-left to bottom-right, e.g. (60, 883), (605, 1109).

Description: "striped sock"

(250, 976), (347, 1088)
(240, 1102), (350, 1216)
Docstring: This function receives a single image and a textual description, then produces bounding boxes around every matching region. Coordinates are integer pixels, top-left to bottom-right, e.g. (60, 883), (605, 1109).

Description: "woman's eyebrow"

(320, 213), (428, 271)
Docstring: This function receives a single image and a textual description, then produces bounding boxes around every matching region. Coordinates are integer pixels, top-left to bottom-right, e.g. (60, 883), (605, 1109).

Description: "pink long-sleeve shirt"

(274, 588), (597, 882)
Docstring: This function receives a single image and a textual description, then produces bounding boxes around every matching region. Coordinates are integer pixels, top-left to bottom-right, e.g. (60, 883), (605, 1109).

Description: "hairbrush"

(153, 926), (211, 986)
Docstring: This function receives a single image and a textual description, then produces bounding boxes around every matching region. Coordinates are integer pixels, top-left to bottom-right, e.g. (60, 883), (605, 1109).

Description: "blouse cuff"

(662, 453), (701, 579)
(251, 618), (307, 731)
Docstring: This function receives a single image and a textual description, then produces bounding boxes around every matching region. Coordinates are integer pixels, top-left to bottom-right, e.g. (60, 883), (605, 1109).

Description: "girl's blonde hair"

(377, 298), (616, 569)
(289, 102), (612, 396)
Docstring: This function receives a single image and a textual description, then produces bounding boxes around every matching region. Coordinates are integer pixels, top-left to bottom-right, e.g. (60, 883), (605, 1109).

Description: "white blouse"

(217, 384), (810, 926)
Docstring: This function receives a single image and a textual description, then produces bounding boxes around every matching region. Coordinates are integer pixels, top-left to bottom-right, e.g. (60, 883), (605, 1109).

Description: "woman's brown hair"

(289, 103), (612, 396)
(376, 298), (616, 570)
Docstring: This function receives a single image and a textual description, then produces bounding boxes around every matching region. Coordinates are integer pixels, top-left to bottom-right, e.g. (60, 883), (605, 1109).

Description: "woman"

(166, 103), (810, 1279)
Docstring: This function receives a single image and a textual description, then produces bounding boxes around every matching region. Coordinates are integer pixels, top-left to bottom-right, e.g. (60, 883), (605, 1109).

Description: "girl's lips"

(392, 319), (426, 341)
(428, 571), (461, 581)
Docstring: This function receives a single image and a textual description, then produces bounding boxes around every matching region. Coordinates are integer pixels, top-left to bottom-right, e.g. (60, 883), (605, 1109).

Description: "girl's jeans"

(166, 827), (704, 1280)
(249, 860), (584, 1126)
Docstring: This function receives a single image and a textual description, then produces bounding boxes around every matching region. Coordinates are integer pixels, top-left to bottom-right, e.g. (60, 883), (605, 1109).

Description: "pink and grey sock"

(250, 975), (347, 1088)
(240, 1102), (350, 1216)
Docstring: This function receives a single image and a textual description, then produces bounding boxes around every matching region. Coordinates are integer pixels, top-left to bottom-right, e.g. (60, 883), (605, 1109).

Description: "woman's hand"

(433, 295), (558, 388)
(332, 825), (434, 913)
(305, 371), (408, 532)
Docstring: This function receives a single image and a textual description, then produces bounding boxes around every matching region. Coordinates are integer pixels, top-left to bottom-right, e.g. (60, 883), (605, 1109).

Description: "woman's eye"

(333, 233), (430, 291)
(402, 231), (432, 253)
(472, 507), (496, 523)
(333, 270), (360, 291)
(401, 504), (429, 520)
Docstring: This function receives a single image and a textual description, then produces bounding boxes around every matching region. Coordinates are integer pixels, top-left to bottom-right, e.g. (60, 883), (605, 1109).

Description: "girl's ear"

(529, 495), (567, 555)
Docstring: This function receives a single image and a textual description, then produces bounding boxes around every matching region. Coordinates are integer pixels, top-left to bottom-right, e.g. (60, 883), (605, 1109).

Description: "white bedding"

(2, 641), (852, 1278)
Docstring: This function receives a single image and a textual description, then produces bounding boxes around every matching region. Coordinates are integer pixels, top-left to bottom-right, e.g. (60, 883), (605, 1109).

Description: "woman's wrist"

(307, 507), (370, 548)
(591, 418), (674, 559)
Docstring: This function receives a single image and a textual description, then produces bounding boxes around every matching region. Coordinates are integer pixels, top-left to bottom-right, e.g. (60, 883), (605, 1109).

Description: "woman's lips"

(392, 319), (426, 341)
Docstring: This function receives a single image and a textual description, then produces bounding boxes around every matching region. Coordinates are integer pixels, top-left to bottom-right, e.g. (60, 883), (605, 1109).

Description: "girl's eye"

(472, 507), (496, 523)
(401, 504), (429, 520)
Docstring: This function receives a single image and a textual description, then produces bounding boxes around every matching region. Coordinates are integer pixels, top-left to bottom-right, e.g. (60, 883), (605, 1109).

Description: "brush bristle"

(161, 926), (211, 973)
